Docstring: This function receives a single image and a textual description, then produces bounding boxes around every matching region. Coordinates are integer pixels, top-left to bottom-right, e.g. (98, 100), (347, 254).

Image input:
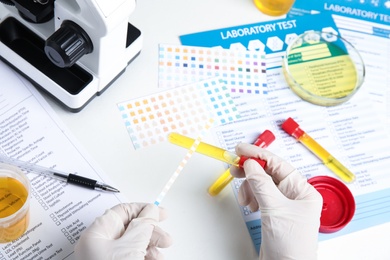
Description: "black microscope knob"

(44, 20), (93, 68)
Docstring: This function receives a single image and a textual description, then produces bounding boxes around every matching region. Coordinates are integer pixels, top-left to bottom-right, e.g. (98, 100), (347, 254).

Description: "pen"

(168, 132), (267, 169)
(208, 130), (275, 196)
(0, 155), (120, 192)
(281, 117), (355, 183)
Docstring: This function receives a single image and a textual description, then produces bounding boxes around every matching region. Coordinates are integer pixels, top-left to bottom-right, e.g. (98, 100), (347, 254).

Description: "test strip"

(158, 44), (267, 95)
(154, 118), (214, 206)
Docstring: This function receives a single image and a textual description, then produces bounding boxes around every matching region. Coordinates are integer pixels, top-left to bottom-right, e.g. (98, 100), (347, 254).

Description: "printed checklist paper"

(289, 0), (390, 132)
(180, 12), (390, 253)
(0, 60), (125, 259)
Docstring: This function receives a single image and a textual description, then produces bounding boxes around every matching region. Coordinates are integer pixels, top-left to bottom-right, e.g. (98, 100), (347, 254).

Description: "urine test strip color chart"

(117, 78), (241, 149)
(158, 44), (268, 95)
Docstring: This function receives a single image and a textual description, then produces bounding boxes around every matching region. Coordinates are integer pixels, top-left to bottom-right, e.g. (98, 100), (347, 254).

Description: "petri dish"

(283, 31), (365, 106)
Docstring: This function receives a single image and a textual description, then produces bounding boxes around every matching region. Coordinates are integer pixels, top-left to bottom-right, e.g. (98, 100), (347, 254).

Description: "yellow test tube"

(168, 132), (267, 170)
(282, 117), (355, 183)
(208, 130), (275, 196)
(168, 133), (240, 165)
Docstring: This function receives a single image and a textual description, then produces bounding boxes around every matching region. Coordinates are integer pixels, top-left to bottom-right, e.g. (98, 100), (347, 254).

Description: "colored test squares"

(158, 44), (267, 95)
(117, 78), (240, 149)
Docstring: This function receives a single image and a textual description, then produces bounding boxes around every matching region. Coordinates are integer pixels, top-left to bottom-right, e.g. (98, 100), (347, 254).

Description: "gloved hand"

(74, 203), (172, 260)
(230, 143), (323, 260)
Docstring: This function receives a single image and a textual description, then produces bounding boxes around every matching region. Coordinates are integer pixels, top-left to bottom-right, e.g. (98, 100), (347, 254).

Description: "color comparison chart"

(118, 78), (240, 149)
(158, 44), (267, 95)
(118, 44), (268, 149)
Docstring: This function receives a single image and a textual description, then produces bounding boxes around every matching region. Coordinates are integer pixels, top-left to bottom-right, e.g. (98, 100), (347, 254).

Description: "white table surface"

(41, 0), (390, 259)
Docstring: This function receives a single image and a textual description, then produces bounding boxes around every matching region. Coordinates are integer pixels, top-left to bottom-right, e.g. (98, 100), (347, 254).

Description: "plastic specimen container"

(0, 163), (31, 243)
(308, 175), (355, 233)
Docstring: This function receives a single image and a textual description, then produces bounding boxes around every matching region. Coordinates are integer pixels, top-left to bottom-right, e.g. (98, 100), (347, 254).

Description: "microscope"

(0, 0), (142, 112)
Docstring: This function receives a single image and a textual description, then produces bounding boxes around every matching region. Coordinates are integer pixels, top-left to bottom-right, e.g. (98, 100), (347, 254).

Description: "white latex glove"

(74, 203), (172, 260)
(230, 143), (323, 260)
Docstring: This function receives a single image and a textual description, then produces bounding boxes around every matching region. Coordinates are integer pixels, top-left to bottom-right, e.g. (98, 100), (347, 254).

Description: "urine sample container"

(308, 176), (355, 233)
(253, 0), (296, 16)
(0, 163), (31, 243)
(283, 31), (365, 106)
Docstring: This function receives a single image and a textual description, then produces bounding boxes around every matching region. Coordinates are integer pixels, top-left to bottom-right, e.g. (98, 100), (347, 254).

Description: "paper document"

(289, 0), (390, 133)
(0, 60), (126, 259)
(180, 12), (390, 253)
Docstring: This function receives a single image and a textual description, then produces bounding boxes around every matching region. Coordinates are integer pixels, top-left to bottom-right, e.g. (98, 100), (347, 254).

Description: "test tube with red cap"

(208, 130), (275, 196)
(281, 117), (355, 183)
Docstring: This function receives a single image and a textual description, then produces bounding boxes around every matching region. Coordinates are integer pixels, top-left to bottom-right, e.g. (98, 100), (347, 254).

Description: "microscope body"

(0, 0), (142, 111)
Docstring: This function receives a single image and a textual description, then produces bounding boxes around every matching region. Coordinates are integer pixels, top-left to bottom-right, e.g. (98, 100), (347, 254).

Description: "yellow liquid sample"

(299, 133), (355, 183)
(0, 177), (30, 243)
(169, 133), (267, 195)
(208, 169), (234, 196)
(168, 133), (240, 165)
(168, 133), (242, 196)
(253, 0), (296, 16)
(209, 135), (272, 196)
